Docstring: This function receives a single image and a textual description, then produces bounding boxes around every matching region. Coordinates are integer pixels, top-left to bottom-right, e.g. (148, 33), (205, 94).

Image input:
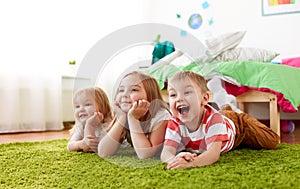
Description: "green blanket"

(146, 61), (300, 110)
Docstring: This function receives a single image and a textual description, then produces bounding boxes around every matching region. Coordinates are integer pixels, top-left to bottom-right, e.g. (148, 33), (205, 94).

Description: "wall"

(2, 1), (297, 121)
(140, 0), (300, 120)
(130, 1), (300, 121)
(0, 0), (144, 74)
(62, 0), (300, 121)
(210, 0), (300, 58)
(142, 0), (300, 58)
(2, 0), (298, 74)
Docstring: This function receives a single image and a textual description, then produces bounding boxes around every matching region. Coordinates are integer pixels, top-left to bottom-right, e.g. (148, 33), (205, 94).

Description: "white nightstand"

(62, 75), (91, 122)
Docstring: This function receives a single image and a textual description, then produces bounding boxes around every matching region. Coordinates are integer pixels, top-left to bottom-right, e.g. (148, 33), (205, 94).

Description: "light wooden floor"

(280, 124), (300, 144)
(0, 122), (300, 144)
(0, 128), (71, 144)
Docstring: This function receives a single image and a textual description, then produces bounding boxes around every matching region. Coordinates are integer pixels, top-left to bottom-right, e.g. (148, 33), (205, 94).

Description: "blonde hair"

(168, 71), (208, 93)
(70, 87), (113, 136)
(109, 71), (169, 143)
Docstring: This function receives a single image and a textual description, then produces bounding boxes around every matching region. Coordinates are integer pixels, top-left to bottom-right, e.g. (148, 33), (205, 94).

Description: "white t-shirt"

(145, 108), (171, 133)
(67, 123), (108, 151)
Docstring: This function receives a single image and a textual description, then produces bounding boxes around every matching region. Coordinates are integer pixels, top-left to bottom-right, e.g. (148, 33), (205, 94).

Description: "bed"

(144, 31), (300, 138)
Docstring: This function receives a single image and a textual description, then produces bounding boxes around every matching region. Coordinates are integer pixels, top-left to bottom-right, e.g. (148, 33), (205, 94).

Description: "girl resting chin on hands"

(98, 71), (171, 159)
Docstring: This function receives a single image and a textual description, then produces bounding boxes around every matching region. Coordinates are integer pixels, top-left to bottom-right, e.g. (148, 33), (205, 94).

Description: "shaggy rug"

(1, 139), (300, 189)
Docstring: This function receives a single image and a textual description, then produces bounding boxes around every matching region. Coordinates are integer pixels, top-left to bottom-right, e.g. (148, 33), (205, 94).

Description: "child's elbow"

(98, 150), (112, 158)
(160, 151), (175, 163)
(137, 155), (147, 160)
(98, 152), (106, 158)
(136, 149), (159, 159)
(98, 146), (117, 158)
(136, 153), (152, 160)
(67, 143), (74, 152)
(136, 146), (162, 159)
(160, 154), (168, 163)
(209, 153), (221, 165)
(211, 156), (220, 165)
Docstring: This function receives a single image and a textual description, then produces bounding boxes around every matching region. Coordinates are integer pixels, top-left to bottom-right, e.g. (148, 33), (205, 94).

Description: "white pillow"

(205, 31), (246, 59)
(148, 50), (183, 70)
(212, 47), (280, 62)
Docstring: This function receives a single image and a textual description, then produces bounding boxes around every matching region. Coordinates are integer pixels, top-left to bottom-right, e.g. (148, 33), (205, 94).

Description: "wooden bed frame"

(161, 89), (280, 137)
(235, 90), (280, 137)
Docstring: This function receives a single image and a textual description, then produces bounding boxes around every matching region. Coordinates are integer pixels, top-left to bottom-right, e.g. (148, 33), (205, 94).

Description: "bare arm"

(83, 112), (104, 152)
(67, 124), (93, 152)
(98, 101), (127, 157)
(84, 112), (101, 137)
(161, 145), (177, 163)
(98, 115), (126, 158)
(166, 141), (222, 170)
(127, 100), (167, 159)
(128, 115), (167, 159)
(68, 140), (92, 152)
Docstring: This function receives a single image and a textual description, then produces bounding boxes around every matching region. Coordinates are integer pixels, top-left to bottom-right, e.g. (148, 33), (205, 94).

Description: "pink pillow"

(282, 57), (300, 68)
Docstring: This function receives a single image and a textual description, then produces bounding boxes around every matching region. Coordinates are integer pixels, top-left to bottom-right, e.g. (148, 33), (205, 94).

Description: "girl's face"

(168, 78), (208, 127)
(116, 74), (147, 112)
(73, 93), (97, 125)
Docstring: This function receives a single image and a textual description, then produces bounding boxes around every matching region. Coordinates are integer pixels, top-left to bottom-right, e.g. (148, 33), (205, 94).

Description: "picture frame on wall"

(262, 0), (300, 16)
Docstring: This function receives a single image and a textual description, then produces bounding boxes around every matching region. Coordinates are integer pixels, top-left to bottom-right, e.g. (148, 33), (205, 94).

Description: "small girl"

(67, 87), (113, 152)
(98, 71), (171, 159)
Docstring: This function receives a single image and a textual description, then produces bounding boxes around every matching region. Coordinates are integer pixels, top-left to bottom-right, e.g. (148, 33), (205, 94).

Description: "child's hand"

(113, 101), (127, 125)
(166, 157), (192, 170)
(128, 99), (150, 120)
(81, 140), (93, 152)
(86, 112), (104, 127)
(176, 152), (197, 162)
(83, 135), (99, 152)
(84, 112), (103, 137)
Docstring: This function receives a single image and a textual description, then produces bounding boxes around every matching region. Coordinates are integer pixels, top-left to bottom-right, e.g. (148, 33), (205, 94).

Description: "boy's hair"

(70, 87), (113, 136)
(110, 71), (170, 143)
(168, 71), (208, 93)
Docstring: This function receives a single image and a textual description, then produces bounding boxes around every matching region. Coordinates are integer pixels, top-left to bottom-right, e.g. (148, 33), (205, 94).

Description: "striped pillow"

(205, 31), (246, 58)
(212, 47), (279, 62)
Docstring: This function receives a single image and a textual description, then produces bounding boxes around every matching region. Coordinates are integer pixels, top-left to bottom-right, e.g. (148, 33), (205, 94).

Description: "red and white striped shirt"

(164, 105), (236, 154)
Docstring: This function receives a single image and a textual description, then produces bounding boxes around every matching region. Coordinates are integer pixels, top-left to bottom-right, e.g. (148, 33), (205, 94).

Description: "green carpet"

(1, 139), (300, 189)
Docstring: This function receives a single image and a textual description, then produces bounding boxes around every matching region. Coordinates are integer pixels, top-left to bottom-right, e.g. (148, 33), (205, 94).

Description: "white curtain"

(0, 72), (63, 133)
(0, 1), (65, 133)
(0, 0), (143, 133)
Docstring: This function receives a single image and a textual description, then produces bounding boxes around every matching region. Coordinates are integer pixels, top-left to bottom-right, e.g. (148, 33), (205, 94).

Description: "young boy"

(160, 71), (280, 170)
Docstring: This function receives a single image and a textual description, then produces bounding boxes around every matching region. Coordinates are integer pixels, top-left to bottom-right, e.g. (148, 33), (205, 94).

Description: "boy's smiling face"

(168, 77), (209, 129)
